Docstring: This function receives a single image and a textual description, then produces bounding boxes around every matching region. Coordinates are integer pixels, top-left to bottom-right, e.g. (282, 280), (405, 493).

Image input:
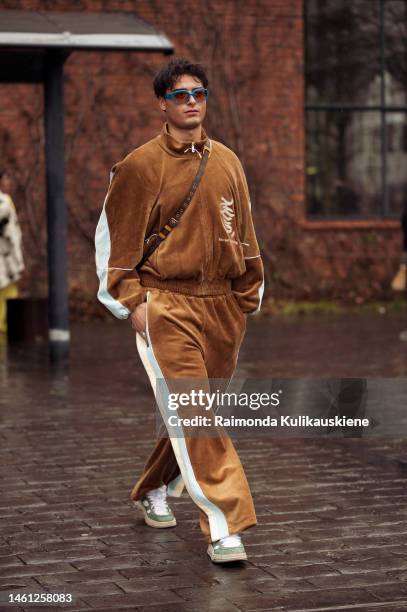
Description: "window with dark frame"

(304, 0), (407, 219)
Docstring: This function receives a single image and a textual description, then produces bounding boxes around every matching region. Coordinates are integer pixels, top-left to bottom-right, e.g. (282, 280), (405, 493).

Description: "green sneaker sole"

(207, 543), (248, 563)
(134, 500), (177, 528)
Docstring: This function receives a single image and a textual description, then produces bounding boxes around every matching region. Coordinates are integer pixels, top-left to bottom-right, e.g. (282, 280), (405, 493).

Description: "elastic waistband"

(139, 272), (232, 296)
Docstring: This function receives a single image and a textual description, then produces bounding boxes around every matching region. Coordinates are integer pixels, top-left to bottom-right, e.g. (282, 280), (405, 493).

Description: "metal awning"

(0, 9), (173, 51)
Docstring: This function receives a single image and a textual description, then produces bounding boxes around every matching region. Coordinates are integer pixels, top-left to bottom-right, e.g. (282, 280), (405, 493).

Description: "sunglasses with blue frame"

(164, 87), (209, 105)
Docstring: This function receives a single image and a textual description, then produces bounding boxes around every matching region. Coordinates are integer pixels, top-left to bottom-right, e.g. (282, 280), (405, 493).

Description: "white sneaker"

(135, 484), (177, 528)
(207, 533), (248, 562)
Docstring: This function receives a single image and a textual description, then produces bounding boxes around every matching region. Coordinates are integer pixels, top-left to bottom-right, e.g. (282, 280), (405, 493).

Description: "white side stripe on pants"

(135, 290), (230, 542)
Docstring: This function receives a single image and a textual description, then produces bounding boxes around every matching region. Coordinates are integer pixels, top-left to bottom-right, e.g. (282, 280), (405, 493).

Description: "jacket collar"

(157, 121), (210, 158)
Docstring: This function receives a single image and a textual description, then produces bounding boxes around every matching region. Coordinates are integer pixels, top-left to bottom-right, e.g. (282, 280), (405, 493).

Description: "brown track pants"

(130, 286), (257, 543)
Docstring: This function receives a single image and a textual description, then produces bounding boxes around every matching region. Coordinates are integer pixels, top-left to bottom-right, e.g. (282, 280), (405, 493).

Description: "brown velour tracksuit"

(95, 121), (264, 542)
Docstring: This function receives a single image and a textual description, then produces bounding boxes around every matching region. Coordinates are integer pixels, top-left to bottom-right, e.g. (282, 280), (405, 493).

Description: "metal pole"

(43, 50), (70, 364)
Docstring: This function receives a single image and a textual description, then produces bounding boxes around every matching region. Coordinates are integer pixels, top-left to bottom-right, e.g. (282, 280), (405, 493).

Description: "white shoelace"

(146, 485), (170, 515)
(219, 534), (242, 548)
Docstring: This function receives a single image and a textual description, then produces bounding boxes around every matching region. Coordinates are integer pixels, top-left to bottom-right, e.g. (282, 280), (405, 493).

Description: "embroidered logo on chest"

(219, 196), (235, 239)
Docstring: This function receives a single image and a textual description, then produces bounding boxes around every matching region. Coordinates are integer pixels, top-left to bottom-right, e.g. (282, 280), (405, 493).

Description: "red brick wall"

(0, 0), (401, 317)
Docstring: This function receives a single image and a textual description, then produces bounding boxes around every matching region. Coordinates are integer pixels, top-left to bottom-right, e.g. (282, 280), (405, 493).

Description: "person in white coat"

(0, 170), (24, 333)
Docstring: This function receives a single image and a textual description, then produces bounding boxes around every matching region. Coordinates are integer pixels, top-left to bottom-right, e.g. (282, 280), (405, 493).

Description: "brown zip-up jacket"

(95, 122), (264, 319)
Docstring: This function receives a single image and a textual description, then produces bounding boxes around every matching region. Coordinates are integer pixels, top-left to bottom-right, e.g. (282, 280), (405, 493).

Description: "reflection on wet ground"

(3, 309), (407, 381)
(1, 312), (407, 611)
(241, 311), (407, 377)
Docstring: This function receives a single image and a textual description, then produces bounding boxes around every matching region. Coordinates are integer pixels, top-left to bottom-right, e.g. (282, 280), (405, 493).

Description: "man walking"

(95, 58), (264, 562)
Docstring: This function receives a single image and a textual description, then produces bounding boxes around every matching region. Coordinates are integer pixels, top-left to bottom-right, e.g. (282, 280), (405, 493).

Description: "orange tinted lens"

(174, 91), (189, 103)
(193, 89), (206, 102)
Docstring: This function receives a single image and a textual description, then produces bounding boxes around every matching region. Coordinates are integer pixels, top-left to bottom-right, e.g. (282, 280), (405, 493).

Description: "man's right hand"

(130, 302), (147, 338)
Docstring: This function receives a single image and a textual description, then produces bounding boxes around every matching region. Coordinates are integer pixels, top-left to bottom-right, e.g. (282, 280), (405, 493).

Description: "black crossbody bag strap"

(136, 141), (211, 271)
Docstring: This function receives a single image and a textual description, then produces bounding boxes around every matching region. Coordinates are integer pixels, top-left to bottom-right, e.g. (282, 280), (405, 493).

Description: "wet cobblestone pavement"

(1, 311), (407, 611)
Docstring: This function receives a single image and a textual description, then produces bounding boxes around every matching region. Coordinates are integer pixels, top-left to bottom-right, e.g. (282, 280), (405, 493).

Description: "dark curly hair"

(153, 58), (209, 98)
